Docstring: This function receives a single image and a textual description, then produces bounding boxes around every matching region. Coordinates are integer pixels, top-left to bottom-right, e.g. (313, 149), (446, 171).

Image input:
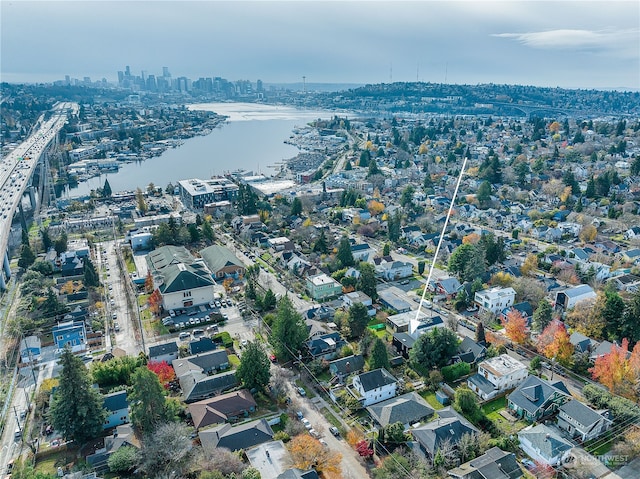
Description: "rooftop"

(480, 354), (527, 377)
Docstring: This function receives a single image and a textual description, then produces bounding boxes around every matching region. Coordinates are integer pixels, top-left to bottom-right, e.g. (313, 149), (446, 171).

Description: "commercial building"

(178, 177), (239, 210)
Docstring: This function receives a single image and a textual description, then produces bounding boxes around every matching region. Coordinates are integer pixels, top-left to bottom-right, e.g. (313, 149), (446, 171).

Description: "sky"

(1, 1), (639, 90)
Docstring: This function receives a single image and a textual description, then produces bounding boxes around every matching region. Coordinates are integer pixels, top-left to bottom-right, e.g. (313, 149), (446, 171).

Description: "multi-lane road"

(0, 102), (76, 277)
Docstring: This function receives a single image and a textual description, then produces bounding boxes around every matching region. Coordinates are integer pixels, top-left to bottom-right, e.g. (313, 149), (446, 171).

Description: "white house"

(342, 291), (376, 316)
(375, 261), (413, 281)
(624, 226), (640, 240)
(474, 287), (516, 315)
(467, 354), (528, 401)
(351, 243), (376, 262)
(518, 424), (572, 466)
(352, 368), (398, 406)
(555, 284), (597, 310)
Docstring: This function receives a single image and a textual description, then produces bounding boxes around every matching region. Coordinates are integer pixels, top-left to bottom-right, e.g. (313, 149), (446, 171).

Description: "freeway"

(0, 102), (76, 284)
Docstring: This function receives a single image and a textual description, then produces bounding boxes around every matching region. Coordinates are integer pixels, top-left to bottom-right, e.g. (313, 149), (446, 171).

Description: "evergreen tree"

(532, 298), (553, 333)
(476, 181), (492, 208)
(202, 219), (215, 242)
(18, 243), (36, 269)
(236, 341), (271, 391)
(359, 149), (370, 168)
(290, 197), (303, 216)
(49, 348), (106, 443)
(388, 210), (401, 242)
(347, 303), (370, 339)
(261, 289), (277, 311)
(475, 322), (486, 344)
(83, 257), (100, 288)
(313, 230), (328, 253)
(54, 232), (68, 256)
(337, 236), (355, 268)
(103, 178), (112, 197)
(367, 159), (381, 178)
(585, 177), (596, 198)
(41, 228), (52, 252)
(270, 296), (308, 360)
(129, 367), (173, 434)
(357, 262), (378, 300)
(370, 338), (390, 371)
(383, 243), (391, 256)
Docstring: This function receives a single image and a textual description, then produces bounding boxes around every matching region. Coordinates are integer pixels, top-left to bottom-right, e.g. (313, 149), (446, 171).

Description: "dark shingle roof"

(199, 418), (273, 452)
(181, 370), (238, 403)
(329, 355), (365, 375)
(468, 373), (496, 395)
(507, 376), (569, 416)
(148, 341), (178, 359)
(159, 263), (215, 294)
(103, 390), (128, 412)
(411, 410), (478, 456)
(559, 399), (605, 429)
(200, 245), (245, 274)
(189, 337), (218, 355)
(367, 392), (434, 427)
(357, 368), (397, 392)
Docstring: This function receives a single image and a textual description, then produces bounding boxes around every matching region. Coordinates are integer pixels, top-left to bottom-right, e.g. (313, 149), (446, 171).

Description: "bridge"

(0, 102), (77, 290)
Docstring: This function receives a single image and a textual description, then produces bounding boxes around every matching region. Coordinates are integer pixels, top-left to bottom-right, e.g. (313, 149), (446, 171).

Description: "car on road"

(309, 429), (321, 438)
(296, 411), (304, 420)
(329, 426), (340, 437)
(301, 418), (312, 429)
(296, 386), (307, 397)
(179, 332), (191, 341)
(240, 339), (248, 348)
(319, 438), (328, 447)
(113, 322), (120, 332)
(112, 312), (118, 320)
(400, 279), (410, 285)
(193, 329), (205, 338)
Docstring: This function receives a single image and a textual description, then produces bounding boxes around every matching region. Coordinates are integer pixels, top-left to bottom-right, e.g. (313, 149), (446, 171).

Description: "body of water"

(64, 103), (330, 197)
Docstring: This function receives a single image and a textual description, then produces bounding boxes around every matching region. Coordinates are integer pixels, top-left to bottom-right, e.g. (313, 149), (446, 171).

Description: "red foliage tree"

(147, 360), (176, 388)
(355, 440), (374, 459)
(537, 320), (573, 365)
(147, 288), (163, 316)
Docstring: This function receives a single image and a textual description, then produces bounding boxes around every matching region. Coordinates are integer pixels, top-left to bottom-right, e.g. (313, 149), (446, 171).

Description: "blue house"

(52, 320), (86, 353)
(103, 390), (129, 430)
(20, 335), (42, 363)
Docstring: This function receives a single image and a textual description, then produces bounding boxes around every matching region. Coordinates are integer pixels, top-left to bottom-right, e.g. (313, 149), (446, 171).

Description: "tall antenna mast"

(389, 63), (393, 83)
(416, 156), (468, 320)
(302, 75), (306, 94)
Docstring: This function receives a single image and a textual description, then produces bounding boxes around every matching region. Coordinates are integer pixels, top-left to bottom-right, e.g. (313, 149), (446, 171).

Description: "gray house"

(367, 392), (434, 429)
(557, 399), (611, 442)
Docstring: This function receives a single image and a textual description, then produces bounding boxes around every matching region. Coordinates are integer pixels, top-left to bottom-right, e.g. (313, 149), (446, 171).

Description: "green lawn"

(420, 391), (444, 410)
(481, 396), (507, 419)
(228, 354), (241, 368)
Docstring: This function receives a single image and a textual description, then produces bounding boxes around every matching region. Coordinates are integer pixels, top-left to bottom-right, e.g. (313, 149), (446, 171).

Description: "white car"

(301, 418), (312, 430)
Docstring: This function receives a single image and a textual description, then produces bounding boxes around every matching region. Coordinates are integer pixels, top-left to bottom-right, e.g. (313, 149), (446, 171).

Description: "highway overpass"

(0, 102), (77, 290)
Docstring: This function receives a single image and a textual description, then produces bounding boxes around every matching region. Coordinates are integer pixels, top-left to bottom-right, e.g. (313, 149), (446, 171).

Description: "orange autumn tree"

(503, 309), (529, 345)
(147, 288), (163, 316)
(288, 434), (342, 476)
(144, 270), (154, 293)
(147, 360), (176, 389)
(537, 320), (573, 365)
(590, 339), (640, 400)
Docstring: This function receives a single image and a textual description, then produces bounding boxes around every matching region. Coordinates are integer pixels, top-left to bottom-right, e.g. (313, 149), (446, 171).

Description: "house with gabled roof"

(557, 399), (611, 442)
(86, 424), (140, 471)
(188, 389), (257, 430)
(454, 337), (486, 365)
(555, 284), (596, 310)
(518, 424), (572, 466)
(352, 368), (398, 406)
(102, 390), (129, 430)
(178, 370), (237, 403)
(351, 242), (376, 262)
(199, 245), (246, 280)
(148, 341), (179, 363)
(507, 376), (570, 422)
(411, 407), (479, 463)
(447, 446), (522, 479)
(468, 354), (528, 401)
(199, 418), (274, 452)
(329, 354), (365, 382)
(305, 332), (345, 361)
(367, 391), (434, 429)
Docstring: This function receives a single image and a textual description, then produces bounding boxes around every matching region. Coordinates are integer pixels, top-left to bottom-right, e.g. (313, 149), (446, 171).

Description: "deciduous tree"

(590, 339), (640, 400)
(503, 310), (529, 344)
(520, 253), (539, 276)
(147, 360), (176, 388)
(537, 320), (573, 365)
(289, 434), (342, 475)
(410, 327), (459, 374)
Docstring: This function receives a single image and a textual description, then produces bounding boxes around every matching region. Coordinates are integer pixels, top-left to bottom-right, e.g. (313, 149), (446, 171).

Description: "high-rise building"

(163, 66), (171, 78)
(256, 79), (263, 92)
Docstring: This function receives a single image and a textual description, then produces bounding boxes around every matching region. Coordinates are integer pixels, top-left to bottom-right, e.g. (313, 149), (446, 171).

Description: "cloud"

(493, 28), (639, 56)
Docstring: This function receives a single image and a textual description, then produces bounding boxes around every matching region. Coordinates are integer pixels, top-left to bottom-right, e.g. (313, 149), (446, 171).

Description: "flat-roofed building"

(179, 177), (239, 210)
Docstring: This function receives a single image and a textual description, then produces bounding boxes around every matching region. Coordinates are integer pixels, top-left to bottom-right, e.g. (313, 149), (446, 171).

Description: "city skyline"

(1, 1), (639, 91)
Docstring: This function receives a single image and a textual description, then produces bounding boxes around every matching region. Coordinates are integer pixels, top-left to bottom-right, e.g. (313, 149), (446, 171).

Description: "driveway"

(284, 379), (370, 479)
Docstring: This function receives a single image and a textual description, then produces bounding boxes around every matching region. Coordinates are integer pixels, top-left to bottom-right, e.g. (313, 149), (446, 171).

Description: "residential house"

(188, 337), (218, 355)
(200, 245), (246, 280)
(557, 399), (611, 442)
(624, 226), (640, 240)
(507, 376), (571, 422)
(447, 447), (522, 479)
(173, 350), (230, 377)
(499, 302), (533, 326)
(86, 424), (140, 471)
(102, 390), (129, 430)
(305, 332), (345, 361)
(474, 287), (516, 315)
(608, 273), (640, 292)
(620, 248), (640, 264)
(268, 237), (294, 252)
(411, 408), (479, 463)
(392, 313), (445, 358)
(305, 274), (342, 301)
(454, 337), (487, 365)
(589, 340), (618, 362)
(342, 291), (376, 316)
(375, 260), (413, 281)
(188, 389), (257, 430)
(60, 251), (85, 277)
(199, 418), (274, 452)
(178, 370), (238, 403)
(20, 335), (41, 364)
(351, 243), (376, 262)
(53, 320), (86, 353)
(247, 442), (293, 479)
(148, 341), (179, 363)
(468, 354), (528, 401)
(378, 289), (413, 313)
(518, 424), (572, 466)
(329, 354), (365, 382)
(367, 391), (434, 429)
(352, 368), (398, 407)
(569, 332), (597, 354)
(430, 277), (462, 299)
(555, 284), (596, 310)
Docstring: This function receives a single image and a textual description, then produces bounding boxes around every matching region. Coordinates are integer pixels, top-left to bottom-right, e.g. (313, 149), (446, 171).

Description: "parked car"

(179, 332), (190, 341)
(113, 322), (120, 332)
(193, 329), (205, 338)
(329, 426), (340, 437)
(301, 418), (312, 429)
(296, 387), (307, 397)
(296, 411), (304, 420)
(309, 429), (321, 438)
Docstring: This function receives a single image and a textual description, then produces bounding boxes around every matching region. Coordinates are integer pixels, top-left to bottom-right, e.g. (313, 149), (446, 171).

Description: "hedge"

(442, 362), (471, 382)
